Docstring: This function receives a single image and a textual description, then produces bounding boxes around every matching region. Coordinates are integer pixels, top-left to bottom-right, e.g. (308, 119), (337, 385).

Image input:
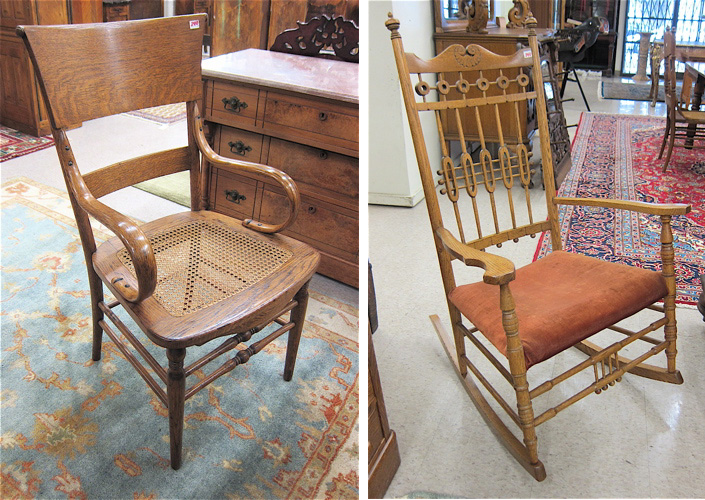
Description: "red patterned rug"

(534, 113), (705, 305)
(0, 126), (54, 162)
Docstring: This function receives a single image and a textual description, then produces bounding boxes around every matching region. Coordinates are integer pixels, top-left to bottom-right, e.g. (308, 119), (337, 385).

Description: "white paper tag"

(523, 49), (532, 59)
(190, 20), (200, 29)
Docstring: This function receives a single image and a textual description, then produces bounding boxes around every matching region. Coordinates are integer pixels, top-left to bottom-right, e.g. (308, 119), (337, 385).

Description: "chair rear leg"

(88, 267), (104, 361)
(284, 281), (311, 381)
(658, 116), (671, 159)
(662, 121), (676, 172)
(167, 348), (186, 470)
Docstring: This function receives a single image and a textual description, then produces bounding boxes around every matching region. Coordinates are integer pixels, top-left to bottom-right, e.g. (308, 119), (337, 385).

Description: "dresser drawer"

(267, 138), (358, 200)
(210, 169), (258, 220)
(259, 188), (358, 257)
(263, 92), (358, 144)
(218, 127), (265, 163)
(209, 82), (260, 128)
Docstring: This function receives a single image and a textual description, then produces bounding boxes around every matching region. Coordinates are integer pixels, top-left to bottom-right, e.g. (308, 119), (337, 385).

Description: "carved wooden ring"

(437, 80), (450, 95)
(456, 78), (471, 93)
(415, 81), (430, 96)
(477, 77), (490, 91)
(517, 73), (530, 87)
(496, 75), (510, 90)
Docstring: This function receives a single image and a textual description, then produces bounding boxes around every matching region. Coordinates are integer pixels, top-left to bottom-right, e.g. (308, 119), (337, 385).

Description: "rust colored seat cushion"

(448, 250), (668, 369)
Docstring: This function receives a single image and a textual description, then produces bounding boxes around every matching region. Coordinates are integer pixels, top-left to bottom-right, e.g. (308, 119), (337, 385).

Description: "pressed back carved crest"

(399, 38), (553, 249)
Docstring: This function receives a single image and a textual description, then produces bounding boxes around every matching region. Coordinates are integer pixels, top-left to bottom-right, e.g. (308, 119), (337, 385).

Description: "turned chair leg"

(500, 284), (542, 470)
(88, 269), (105, 361)
(167, 348), (186, 470)
(662, 121), (676, 172)
(284, 282), (311, 381)
(658, 116), (670, 159)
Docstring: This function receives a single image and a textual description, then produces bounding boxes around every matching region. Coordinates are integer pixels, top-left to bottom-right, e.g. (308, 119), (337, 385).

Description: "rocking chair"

(18, 15), (319, 469)
(386, 14), (689, 480)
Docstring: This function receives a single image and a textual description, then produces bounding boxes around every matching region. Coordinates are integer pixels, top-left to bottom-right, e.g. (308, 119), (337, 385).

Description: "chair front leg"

(284, 281), (311, 381)
(500, 284), (540, 466)
(660, 215), (678, 374)
(167, 348), (186, 470)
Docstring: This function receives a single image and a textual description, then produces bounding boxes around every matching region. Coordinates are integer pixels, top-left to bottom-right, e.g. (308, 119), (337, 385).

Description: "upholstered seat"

(449, 251), (667, 368)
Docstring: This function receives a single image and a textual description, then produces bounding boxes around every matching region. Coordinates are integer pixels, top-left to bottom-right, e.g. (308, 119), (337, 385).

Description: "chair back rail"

(388, 19), (560, 251)
(84, 147), (192, 198)
(17, 15), (206, 130)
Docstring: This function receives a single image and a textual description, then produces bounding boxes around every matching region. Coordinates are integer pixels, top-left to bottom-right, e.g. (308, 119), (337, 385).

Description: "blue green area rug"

(0, 178), (359, 499)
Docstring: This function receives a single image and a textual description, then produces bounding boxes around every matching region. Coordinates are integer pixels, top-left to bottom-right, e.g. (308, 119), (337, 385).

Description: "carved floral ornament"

(453, 44), (481, 67)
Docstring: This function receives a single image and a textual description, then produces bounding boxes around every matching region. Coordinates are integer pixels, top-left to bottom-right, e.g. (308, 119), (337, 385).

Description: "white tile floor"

(369, 75), (705, 497)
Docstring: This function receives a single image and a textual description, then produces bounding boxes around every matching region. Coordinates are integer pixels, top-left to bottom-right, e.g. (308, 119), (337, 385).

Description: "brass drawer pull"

(225, 189), (246, 204)
(222, 96), (248, 113)
(228, 140), (252, 156)
(318, 112), (328, 121)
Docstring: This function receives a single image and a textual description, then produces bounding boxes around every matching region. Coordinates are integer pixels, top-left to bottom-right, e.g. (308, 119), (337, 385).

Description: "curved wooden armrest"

(193, 110), (299, 233)
(71, 177), (156, 303)
(436, 228), (516, 285)
(554, 197), (691, 216)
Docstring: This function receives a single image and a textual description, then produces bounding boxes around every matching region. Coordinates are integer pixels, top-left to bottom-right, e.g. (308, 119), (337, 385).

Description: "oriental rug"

(598, 79), (671, 102)
(534, 113), (705, 305)
(0, 178), (359, 499)
(0, 126), (54, 163)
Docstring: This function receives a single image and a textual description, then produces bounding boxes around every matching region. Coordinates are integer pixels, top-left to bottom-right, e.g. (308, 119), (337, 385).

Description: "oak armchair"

(18, 15), (320, 469)
(386, 13), (689, 481)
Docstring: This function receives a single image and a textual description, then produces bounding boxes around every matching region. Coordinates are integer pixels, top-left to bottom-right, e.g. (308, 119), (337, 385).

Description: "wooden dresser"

(0, 0), (67, 136)
(201, 49), (359, 287)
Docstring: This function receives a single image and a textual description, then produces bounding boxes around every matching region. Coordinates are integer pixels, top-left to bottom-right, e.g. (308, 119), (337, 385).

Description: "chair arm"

(436, 228), (516, 285)
(68, 173), (156, 303)
(554, 197), (691, 216)
(193, 112), (299, 234)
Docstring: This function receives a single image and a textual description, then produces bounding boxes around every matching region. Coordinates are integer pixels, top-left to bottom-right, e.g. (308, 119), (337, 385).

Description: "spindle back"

(386, 15), (561, 252)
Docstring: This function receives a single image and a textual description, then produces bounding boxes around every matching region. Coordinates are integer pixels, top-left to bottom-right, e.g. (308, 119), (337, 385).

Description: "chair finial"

(386, 12), (401, 37)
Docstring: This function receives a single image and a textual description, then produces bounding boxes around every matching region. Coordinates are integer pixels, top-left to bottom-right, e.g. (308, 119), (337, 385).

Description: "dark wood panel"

(211, 0), (269, 56)
(267, 137), (358, 200)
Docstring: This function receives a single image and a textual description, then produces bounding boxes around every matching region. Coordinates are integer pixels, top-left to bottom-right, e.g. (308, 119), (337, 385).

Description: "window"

(623, 0), (705, 75)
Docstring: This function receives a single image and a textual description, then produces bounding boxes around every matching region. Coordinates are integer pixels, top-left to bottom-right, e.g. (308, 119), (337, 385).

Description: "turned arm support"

(554, 197), (691, 216)
(436, 228), (516, 285)
(192, 107), (299, 233)
(554, 197), (690, 276)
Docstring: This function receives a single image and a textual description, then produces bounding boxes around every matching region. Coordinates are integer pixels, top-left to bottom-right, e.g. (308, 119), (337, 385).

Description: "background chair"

(18, 14), (319, 470)
(386, 14), (688, 481)
(555, 16), (608, 111)
(659, 28), (705, 172)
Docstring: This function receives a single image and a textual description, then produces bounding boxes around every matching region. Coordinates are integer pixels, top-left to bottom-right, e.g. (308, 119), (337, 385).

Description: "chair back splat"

(18, 15), (319, 470)
(386, 12), (689, 482)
